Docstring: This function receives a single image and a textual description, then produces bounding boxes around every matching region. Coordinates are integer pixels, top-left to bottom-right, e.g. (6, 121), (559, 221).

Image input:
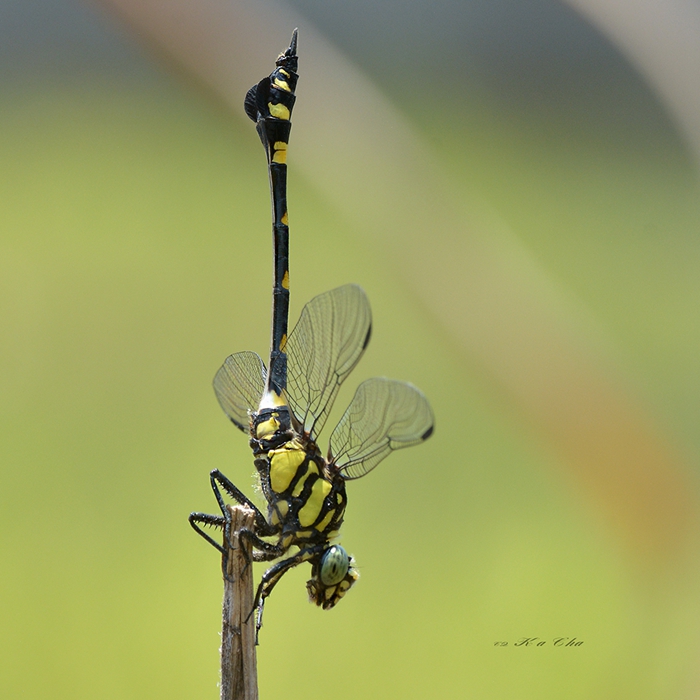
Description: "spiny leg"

(234, 527), (286, 581)
(189, 511), (226, 554)
(209, 469), (275, 536)
(192, 470), (279, 578)
(251, 546), (324, 632)
(239, 529), (286, 561)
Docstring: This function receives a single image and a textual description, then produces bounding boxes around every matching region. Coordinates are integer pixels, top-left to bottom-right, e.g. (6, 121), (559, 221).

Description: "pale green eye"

(319, 545), (350, 586)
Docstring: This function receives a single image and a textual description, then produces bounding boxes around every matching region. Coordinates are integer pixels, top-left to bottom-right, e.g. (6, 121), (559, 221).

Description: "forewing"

(329, 378), (434, 479)
(213, 351), (266, 432)
(286, 285), (371, 438)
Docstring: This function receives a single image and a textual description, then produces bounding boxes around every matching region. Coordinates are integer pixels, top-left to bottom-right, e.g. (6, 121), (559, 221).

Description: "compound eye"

(319, 545), (350, 586)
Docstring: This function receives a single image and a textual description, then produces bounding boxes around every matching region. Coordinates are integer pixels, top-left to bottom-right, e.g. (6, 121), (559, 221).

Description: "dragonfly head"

(306, 544), (359, 610)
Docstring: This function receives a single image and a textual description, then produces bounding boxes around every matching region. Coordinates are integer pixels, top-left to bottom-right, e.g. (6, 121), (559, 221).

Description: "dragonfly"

(189, 29), (434, 625)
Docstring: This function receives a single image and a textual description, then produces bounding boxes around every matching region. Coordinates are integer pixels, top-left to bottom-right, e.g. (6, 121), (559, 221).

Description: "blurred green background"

(2, 0), (700, 697)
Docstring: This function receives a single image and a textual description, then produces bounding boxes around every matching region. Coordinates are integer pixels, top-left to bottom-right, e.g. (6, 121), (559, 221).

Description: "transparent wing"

(329, 378), (434, 479)
(213, 351), (266, 432)
(286, 284), (372, 438)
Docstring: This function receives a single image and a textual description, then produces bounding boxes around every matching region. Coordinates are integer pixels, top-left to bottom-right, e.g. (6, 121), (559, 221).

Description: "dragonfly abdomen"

(244, 31), (299, 398)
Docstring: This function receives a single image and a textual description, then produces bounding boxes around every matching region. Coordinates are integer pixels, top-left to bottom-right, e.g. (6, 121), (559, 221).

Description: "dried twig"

(220, 505), (258, 700)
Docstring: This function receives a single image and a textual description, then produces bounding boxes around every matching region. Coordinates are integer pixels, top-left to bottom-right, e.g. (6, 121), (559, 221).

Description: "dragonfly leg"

(240, 529), (285, 560)
(189, 509), (238, 581)
(209, 469), (276, 536)
(250, 546), (324, 633)
(189, 511), (226, 553)
(233, 528), (286, 578)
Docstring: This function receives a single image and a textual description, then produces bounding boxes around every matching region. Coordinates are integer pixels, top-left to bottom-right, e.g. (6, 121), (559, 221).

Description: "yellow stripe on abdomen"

(268, 102), (290, 120)
(272, 140), (287, 164)
(272, 77), (291, 91)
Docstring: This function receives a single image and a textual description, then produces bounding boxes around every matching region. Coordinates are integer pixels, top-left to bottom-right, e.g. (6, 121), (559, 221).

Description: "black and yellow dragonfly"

(190, 29), (433, 622)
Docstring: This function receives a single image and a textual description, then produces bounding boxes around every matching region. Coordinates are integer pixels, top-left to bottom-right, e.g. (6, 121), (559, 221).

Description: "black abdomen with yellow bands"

(245, 30), (298, 397)
(243, 31), (298, 164)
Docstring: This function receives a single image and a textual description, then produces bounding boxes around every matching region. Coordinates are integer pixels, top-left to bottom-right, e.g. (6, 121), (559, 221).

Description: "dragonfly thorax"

(250, 403), (350, 545)
(250, 406), (295, 451)
(259, 438), (348, 540)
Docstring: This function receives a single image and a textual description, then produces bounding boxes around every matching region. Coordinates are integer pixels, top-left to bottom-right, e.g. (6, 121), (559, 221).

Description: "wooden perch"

(220, 505), (258, 700)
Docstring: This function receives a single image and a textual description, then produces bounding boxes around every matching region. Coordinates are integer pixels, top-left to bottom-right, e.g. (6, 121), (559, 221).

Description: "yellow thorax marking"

(315, 509), (334, 532)
(291, 461), (318, 497)
(256, 414), (279, 439)
(269, 441), (305, 493)
(281, 212), (288, 226)
(298, 478), (332, 527)
(268, 102), (290, 120)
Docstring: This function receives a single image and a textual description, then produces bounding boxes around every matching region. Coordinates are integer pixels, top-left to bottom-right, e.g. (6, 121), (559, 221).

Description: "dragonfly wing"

(213, 351), (267, 432)
(329, 378), (434, 480)
(286, 284), (372, 438)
